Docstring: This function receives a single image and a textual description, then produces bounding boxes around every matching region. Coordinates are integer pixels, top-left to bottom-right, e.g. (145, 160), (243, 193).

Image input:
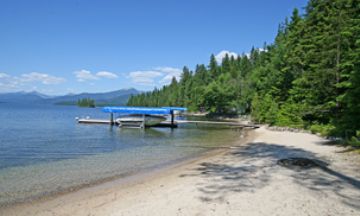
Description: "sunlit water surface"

(0, 103), (242, 206)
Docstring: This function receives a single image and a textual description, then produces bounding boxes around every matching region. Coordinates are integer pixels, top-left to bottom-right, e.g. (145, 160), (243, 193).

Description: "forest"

(77, 98), (96, 108)
(128, 0), (360, 144)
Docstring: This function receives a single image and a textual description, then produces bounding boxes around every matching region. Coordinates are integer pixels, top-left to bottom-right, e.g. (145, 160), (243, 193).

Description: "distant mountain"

(48, 88), (140, 106)
(0, 88), (140, 106)
(0, 91), (52, 103)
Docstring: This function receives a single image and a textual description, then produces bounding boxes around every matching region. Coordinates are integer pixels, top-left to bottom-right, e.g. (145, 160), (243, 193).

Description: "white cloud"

(20, 72), (65, 85)
(159, 74), (176, 84)
(0, 72), (66, 93)
(96, 71), (118, 79)
(74, 69), (98, 82)
(127, 67), (182, 86)
(128, 71), (163, 85)
(155, 67), (182, 84)
(74, 69), (119, 82)
(155, 67), (182, 75)
(0, 73), (10, 79)
(245, 48), (266, 58)
(215, 50), (238, 63)
(0, 74), (18, 90)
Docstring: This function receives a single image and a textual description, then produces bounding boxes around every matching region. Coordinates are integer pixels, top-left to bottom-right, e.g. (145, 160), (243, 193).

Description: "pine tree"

(209, 54), (219, 79)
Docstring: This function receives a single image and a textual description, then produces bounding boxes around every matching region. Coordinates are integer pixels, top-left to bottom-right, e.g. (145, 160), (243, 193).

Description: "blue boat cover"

(161, 107), (187, 111)
(102, 106), (171, 114)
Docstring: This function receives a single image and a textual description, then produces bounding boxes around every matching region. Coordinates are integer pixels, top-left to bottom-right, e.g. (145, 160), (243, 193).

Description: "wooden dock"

(77, 118), (178, 128)
(78, 118), (258, 128)
(78, 119), (111, 124)
(176, 120), (258, 128)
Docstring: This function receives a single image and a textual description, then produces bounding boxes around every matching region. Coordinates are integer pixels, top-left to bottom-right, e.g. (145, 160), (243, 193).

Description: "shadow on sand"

(179, 142), (360, 209)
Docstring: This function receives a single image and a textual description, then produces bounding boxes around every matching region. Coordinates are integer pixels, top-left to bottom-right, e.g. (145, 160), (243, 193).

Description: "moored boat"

(115, 114), (166, 126)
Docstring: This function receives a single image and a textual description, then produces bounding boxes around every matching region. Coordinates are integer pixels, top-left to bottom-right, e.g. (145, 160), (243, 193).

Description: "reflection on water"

(0, 103), (242, 206)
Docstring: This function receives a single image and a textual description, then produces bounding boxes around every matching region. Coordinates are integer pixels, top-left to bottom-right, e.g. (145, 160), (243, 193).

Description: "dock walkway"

(78, 118), (259, 128)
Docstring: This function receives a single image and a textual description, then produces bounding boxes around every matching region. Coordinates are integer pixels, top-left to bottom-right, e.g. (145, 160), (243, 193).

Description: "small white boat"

(115, 114), (166, 127)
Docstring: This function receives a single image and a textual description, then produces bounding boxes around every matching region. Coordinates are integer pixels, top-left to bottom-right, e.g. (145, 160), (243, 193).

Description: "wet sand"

(2, 127), (360, 216)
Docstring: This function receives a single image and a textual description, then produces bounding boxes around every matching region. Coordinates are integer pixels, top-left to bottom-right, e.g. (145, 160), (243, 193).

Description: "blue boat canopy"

(102, 106), (186, 115)
(161, 107), (187, 112)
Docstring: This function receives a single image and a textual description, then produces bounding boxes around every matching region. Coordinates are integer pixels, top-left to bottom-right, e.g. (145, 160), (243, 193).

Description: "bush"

(348, 137), (360, 147)
(251, 93), (278, 125)
(276, 102), (304, 128)
(346, 130), (360, 148)
(309, 124), (335, 136)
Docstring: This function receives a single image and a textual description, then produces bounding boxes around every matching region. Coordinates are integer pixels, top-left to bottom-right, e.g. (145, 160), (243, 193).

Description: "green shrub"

(275, 102), (304, 128)
(251, 93), (278, 125)
(346, 130), (360, 147)
(309, 124), (335, 136)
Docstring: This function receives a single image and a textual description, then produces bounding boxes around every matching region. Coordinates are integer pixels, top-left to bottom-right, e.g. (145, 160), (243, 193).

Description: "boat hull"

(115, 114), (166, 126)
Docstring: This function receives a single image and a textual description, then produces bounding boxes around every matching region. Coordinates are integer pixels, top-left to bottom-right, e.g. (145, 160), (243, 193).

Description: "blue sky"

(0, 0), (308, 95)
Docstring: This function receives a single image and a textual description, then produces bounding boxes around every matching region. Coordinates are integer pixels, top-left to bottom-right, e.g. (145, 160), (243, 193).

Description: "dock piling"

(170, 110), (174, 127)
(141, 114), (145, 128)
(110, 113), (114, 125)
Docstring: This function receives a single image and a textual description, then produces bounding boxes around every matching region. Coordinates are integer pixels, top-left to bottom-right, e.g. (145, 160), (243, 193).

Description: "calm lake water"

(0, 103), (242, 206)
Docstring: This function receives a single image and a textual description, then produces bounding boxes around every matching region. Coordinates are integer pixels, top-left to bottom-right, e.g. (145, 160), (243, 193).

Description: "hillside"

(48, 88), (139, 106)
(128, 0), (360, 142)
(0, 91), (52, 103)
(0, 88), (140, 106)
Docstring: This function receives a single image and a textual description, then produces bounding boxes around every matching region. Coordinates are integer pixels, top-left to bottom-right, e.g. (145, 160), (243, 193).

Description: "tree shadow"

(179, 142), (360, 210)
(313, 140), (360, 153)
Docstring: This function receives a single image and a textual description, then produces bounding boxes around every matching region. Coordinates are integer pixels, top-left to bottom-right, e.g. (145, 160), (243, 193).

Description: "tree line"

(77, 98), (95, 108)
(128, 0), (360, 143)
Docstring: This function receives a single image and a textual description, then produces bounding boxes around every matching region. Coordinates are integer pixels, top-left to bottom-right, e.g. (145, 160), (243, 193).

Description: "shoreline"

(0, 127), (254, 210)
(0, 148), (230, 209)
(2, 127), (360, 215)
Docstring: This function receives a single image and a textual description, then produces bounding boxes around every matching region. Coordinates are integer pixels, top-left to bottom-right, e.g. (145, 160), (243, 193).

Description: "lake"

(0, 103), (242, 206)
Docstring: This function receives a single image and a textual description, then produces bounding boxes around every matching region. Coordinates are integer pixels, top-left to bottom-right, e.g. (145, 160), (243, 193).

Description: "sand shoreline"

(0, 127), (250, 208)
(0, 140), (238, 208)
(0, 128), (253, 211)
(0, 143), (245, 215)
(0, 149), (222, 208)
(2, 127), (360, 216)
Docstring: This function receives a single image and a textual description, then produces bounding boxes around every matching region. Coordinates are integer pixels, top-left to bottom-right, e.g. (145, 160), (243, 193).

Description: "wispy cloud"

(0, 72), (66, 92)
(0, 72), (18, 90)
(128, 71), (163, 85)
(74, 70), (98, 82)
(20, 72), (66, 84)
(155, 67), (182, 84)
(127, 66), (182, 86)
(74, 69), (119, 82)
(0, 73), (10, 79)
(215, 50), (238, 63)
(244, 48), (266, 58)
(96, 71), (118, 79)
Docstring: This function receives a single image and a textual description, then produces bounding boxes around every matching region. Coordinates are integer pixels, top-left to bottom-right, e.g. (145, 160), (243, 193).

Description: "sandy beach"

(1, 127), (360, 216)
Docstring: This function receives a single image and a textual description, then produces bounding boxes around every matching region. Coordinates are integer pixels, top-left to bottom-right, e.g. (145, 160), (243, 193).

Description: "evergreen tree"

(209, 54), (219, 79)
(127, 0), (359, 142)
